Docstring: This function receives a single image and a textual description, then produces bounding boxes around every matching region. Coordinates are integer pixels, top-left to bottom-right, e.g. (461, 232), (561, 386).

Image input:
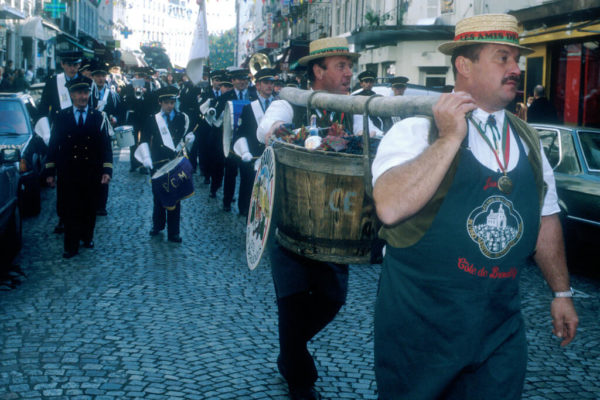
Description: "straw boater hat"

(298, 37), (360, 66)
(438, 14), (533, 56)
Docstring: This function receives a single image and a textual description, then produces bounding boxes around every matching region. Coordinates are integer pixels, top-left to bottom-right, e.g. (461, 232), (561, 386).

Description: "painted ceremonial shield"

(246, 146), (276, 270)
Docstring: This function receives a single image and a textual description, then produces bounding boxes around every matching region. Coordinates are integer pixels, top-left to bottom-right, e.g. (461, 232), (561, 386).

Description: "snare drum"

(114, 125), (135, 147)
(151, 156), (194, 210)
(223, 100), (250, 157)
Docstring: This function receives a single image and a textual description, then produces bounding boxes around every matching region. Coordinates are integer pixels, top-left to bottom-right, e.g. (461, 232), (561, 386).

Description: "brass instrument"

(249, 52), (272, 77)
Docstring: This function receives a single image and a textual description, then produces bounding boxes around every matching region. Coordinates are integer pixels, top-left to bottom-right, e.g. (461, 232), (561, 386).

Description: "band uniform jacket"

(234, 99), (267, 157)
(45, 107), (113, 181)
(141, 110), (190, 171)
(39, 74), (94, 124)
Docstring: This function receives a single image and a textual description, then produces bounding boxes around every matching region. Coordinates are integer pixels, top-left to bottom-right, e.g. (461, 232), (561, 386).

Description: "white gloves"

(34, 117), (51, 146)
(241, 152), (252, 162)
(185, 132), (195, 151)
(142, 157), (153, 170)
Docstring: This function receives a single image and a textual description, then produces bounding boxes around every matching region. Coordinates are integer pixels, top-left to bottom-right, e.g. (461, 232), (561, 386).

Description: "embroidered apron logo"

(467, 196), (523, 259)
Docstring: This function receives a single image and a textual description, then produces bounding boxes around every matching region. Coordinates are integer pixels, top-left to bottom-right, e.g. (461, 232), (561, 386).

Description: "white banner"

(186, 0), (210, 85)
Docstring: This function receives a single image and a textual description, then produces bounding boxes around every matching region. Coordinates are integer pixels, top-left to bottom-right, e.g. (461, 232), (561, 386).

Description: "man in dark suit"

(527, 84), (559, 124)
(140, 86), (191, 243)
(353, 70), (391, 133)
(219, 68), (258, 212)
(38, 51), (96, 234)
(232, 68), (275, 217)
(45, 77), (113, 259)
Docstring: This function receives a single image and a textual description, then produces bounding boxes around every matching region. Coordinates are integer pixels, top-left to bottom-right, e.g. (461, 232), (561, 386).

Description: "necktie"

(77, 109), (84, 127)
(486, 115), (501, 150)
(163, 113), (169, 124)
(238, 91), (242, 100)
(265, 98), (270, 109)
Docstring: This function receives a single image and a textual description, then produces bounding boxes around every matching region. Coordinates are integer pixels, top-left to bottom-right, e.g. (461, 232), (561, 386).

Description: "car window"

(558, 132), (581, 175)
(578, 131), (600, 172)
(538, 129), (561, 167)
(0, 100), (29, 134)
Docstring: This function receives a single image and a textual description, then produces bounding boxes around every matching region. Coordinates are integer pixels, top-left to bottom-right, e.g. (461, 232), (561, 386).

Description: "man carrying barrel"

(371, 14), (578, 399)
(257, 36), (359, 400)
(139, 86), (193, 243)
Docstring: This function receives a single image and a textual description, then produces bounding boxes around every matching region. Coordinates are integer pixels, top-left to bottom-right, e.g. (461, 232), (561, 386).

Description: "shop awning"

(57, 34), (94, 59)
(19, 17), (49, 40)
(0, 4), (25, 20)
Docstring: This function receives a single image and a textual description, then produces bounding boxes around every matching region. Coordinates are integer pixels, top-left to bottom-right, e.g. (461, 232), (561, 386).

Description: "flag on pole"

(186, 0), (210, 84)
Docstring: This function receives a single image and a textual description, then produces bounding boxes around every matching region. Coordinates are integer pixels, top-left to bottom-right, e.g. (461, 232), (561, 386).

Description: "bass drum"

(223, 100), (250, 157)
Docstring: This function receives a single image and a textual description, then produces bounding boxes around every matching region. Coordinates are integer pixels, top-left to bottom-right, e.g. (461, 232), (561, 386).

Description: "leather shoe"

(149, 228), (162, 236)
(62, 250), (78, 259)
(289, 386), (321, 400)
(53, 222), (64, 234)
(168, 235), (182, 243)
(82, 241), (94, 249)
(223, 204), (231, 212)
(209, 191), (216, 198)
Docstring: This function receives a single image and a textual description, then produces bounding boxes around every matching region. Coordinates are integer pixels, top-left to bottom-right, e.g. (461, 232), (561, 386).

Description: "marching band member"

(353, 70), (391, 135)
(44, 77), (113, 259)
(389, 76), (409, 125)
(219, 68), (257, 212)
(140, 86), (192, 243)
(233, 67), (275, 217)
(90, 59), (124, 216)
(38, 50), (94, 234)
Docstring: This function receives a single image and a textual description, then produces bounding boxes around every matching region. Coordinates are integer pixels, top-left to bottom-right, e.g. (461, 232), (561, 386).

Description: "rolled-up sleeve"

(257, 100), (293, 144)
(371, 117), (431, 186)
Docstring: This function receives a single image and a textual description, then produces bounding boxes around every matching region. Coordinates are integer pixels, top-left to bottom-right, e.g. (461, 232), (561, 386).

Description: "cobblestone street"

(1, 150), (599, 399)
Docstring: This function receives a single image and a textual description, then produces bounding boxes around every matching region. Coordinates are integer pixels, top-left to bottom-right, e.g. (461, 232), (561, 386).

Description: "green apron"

(374, 132), (539, 399)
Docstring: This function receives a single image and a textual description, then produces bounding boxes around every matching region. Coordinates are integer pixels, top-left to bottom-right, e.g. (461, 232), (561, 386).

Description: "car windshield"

(578, 131), (600, 171)
(0, 100), (29, 134)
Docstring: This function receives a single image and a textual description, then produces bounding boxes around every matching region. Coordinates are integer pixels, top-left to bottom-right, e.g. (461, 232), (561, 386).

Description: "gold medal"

(498, 175), (513, 194)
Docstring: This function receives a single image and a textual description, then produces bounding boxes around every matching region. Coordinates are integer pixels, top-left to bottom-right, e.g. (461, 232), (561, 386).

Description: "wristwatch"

(553, 287), (574, 298)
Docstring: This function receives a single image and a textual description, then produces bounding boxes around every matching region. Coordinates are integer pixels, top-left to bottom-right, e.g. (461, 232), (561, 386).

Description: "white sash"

(56, 73), (72, 110)
(251, 100), (264, 126)
(97, 86), (110, 111)
(155, 112), (176, 151)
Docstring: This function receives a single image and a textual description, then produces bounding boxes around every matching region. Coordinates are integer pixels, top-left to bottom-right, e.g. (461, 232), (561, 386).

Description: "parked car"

(0, 147), (22, 265)
(0, 92), (47, 216)
(532, 123), (600, 274)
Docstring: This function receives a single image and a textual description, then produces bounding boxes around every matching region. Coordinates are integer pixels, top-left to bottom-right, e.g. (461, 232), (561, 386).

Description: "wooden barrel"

(272, 141), (379, 264)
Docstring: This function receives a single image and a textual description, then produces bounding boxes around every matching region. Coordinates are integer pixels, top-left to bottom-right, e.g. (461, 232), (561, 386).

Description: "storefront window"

(551, 40), (600, 128)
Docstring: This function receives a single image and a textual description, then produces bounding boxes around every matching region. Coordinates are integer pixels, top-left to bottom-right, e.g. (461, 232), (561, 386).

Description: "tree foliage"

(209, 28), (236, 69)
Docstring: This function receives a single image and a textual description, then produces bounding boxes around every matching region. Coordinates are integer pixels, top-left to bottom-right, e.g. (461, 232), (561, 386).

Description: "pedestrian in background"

(372, 14), (578, 399)
(527, 84), (559, 124)
(45, 76), (113, 259)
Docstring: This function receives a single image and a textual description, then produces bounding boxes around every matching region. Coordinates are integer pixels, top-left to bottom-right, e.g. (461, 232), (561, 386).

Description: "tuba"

(249, 52), (272, 77)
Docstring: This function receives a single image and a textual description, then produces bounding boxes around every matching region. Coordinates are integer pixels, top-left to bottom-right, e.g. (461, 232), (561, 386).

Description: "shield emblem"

(246, 146), (276, 270)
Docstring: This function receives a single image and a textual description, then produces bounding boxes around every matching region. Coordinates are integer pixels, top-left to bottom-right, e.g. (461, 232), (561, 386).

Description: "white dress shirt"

(371, 108), (560, 216)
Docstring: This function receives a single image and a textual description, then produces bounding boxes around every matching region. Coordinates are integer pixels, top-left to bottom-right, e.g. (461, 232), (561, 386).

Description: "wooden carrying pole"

(278, 87), (438, 118)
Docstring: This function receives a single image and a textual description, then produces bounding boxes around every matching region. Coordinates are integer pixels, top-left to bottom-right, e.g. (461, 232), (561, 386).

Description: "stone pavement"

(0, 151), (599, 400)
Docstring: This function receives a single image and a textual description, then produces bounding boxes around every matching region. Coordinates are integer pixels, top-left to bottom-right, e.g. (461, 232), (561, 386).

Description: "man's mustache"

(502, 75), (521, 85)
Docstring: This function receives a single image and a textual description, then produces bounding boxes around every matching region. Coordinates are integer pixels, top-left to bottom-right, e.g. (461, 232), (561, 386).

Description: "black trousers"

(223, 154), (238, 207)
(61, 177), (99, 252)
(238, 160), (255, 217)
(152, 188), (181, 237)
(270, 246), (347, 391)
(97, 183), (109, 211)
(207, 128), (224, 195)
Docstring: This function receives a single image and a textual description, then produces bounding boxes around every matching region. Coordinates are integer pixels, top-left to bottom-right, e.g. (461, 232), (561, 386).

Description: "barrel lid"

(246, 146), (277, 270)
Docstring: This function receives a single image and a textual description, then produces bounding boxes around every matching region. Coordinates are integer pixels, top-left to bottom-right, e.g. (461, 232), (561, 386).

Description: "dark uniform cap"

(358, 70), (377, 82)
(157, 85), (179, 101)
(59, 50), (83, 64)
(67, 76), (93, 92)
(230, 68), (250, 80)
(90, 59), (110, 76)
(79, 58), (92, 72)
(210, 69), (227, 80)
(390, 76), (409, 87)
(219, 73), (233, 87)
(254, 68), (277, 82)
